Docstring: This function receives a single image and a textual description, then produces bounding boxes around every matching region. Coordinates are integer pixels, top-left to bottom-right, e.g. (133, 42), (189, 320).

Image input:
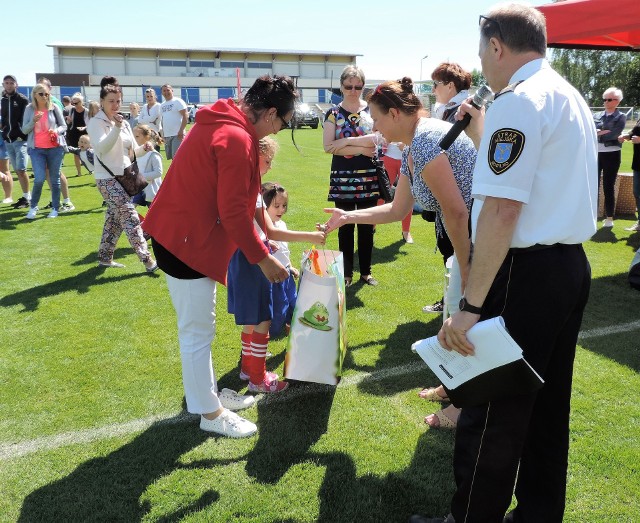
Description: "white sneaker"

(199, 410), (257, 438)
(624, 221), (640, 232)
(25, 207), (38, 220)
(47, 209), (58, 219)
(218, 388), (256, 411)
(602, 218), (614, 228)
(1, 197), (13, 204)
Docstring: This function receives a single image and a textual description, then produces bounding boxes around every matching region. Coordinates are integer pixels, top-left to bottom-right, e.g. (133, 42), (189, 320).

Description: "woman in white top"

(87, 76), (157, 271)
(138, 88), (162, 133)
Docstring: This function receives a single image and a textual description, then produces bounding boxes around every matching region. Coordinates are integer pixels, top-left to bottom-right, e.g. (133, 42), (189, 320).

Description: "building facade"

(32, 43), (360, 106)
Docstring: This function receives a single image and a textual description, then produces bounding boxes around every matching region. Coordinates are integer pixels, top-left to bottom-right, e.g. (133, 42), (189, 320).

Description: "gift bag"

(284, 249), (346, 385)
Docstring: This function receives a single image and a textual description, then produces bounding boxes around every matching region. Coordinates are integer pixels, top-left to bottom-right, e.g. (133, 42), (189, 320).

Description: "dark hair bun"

(100, 76), (118, 88)
(399, 77), (414, 93)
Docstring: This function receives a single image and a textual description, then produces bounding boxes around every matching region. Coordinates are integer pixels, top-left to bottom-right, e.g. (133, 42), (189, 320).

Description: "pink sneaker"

(248, 375), (289, 393)
(240, 370), (278, 382)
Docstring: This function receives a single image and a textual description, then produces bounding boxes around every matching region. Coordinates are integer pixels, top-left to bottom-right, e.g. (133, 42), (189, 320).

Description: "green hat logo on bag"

(299, 301), (332, 331)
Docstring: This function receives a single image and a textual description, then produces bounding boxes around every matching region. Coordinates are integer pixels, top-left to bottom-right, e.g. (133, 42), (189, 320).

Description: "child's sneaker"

(240, 370), (278, 382)
(248, 376), (289, 393)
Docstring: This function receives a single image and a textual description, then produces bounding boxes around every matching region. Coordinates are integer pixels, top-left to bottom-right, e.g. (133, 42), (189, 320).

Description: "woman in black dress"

(66, 92), (88, 176)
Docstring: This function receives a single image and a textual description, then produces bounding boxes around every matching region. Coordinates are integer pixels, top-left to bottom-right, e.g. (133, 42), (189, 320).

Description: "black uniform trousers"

(450, 244), (591, 523)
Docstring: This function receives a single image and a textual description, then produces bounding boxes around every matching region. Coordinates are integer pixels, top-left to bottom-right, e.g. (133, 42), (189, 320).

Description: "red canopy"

(536, 0), (640, 51)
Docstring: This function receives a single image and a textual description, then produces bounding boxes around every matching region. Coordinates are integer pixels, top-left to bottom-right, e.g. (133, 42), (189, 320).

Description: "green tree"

(550, 49), (640, 108)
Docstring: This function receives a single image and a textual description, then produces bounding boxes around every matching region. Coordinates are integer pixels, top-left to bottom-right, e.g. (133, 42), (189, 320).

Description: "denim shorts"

(5, 140), (29, 171)
(0, 136), (8, 160)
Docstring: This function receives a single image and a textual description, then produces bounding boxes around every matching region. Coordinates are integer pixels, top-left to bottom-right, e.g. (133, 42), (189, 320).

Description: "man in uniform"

(412, 4), (597, 522)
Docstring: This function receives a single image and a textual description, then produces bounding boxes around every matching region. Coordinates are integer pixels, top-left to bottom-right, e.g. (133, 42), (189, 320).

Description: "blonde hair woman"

(21, 83), (67, 219)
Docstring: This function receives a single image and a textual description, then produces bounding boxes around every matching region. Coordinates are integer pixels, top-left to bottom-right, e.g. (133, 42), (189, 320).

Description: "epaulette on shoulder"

(494, 80), (524, 100)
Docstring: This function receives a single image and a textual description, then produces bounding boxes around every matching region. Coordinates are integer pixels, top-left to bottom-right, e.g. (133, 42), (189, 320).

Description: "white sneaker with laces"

(199, 410), (257, 438)
(624, 221), (640, 232)
(26, 207), (38, 220)
(218, 388), (256, 411)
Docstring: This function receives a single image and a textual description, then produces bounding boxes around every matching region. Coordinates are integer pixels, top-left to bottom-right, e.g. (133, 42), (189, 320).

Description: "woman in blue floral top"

(323, 77), (477, 429)
(323, 65), (380, 287)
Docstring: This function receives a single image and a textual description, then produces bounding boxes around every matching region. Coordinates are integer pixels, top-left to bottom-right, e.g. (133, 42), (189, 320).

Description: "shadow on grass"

(17, 414), (217, 523)
(315, 429), (455, 522)
(0, 265), (153, 312)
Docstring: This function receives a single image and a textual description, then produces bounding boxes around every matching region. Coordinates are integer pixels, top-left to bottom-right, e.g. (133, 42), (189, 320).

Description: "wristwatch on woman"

(459, 297), (482, 314)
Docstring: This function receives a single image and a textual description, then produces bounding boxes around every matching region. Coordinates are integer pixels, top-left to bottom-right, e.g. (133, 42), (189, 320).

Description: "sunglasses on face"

(36, 92), (50, 97)
(279, 115), (291, 129)
(343, 85), (363, 91)
(603, 98), (617, 102)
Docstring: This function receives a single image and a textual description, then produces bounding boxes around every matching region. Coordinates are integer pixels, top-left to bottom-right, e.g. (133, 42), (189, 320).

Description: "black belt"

(509, 243), (579, 254)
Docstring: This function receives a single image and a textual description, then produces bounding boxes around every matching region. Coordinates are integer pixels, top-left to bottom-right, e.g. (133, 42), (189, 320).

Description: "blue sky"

(2, 1), (550, 87)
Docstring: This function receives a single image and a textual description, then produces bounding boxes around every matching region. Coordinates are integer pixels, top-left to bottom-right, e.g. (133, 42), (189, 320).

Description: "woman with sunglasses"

(21, 83), (67, 219)
(138, 88), (162, 134)
(66, 92), (88, 177)
(142, 75), (298, 438)
(324, 78), (477, 429)
(323, 65), (379, 287)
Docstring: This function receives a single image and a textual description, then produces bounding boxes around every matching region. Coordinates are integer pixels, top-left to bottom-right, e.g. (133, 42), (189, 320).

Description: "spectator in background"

(620, 117), (640, 231)
(323, 65), (379, 287)
(0, 119), (13, 203)
(595, 86), (626, 228)
(62, 96), (73, 124)
(87, 100), (100, 119)
(1, 75), (31, 208)
(66, 93), (88, 177)
(422, 62), (473, 314)
(129, 102), (140, 129)
(37, 76), (74, 212)
(21, 83), (67, 219)
(160, 84), (188, 159)
(87, 75), (158, 272)
(138, 88), (162, 133)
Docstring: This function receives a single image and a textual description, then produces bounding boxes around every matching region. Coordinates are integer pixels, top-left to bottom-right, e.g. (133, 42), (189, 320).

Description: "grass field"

(1, 128), (639, 522)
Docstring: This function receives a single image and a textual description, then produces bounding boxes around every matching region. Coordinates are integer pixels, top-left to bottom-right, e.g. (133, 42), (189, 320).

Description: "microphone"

(438, 85), (494, 150)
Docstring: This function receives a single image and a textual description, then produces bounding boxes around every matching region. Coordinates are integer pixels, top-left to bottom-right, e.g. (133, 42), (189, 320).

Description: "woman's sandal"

(424, 407), (459, 430)
(418, 387), (449, 402)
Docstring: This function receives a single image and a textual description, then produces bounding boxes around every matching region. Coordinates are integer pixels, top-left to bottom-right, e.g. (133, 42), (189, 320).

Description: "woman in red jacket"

(143, 76), (297, 439)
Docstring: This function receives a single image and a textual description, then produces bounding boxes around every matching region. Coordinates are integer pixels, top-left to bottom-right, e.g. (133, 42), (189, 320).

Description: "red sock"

(240, 331), (252, 376)
(249, 331), (269, 384)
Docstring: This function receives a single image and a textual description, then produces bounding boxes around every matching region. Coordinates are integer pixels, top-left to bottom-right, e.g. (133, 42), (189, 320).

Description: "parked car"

(293, 103), (319, 129)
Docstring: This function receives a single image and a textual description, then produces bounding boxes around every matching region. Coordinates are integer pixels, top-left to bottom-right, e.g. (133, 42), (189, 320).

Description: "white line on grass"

(2, 321), (638, 461)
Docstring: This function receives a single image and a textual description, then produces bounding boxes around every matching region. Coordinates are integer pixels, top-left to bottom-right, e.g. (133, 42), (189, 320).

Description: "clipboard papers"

(411, 316), (544, 408)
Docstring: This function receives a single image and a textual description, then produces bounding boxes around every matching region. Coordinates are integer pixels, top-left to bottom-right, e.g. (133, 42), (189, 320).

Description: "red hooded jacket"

(142, 99), (269, 284)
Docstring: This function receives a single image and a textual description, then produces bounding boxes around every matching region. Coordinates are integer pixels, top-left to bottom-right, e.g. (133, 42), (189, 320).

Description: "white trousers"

(443, 255), (463, 322)
(165, 274), (221, 414)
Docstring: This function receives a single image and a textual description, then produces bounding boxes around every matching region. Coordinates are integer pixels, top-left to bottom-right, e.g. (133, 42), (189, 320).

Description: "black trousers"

(436, 214), (455, 266)
(450, 244), (591, 523)
(334, 200), (376, 278)
(598, 150), (622, 217)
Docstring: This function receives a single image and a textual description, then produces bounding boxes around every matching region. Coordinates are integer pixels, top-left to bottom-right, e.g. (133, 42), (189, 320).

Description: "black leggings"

(334, 200), (376, 278)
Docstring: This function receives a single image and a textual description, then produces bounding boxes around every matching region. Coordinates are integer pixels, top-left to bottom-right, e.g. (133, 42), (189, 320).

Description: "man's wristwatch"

(459, 297), (482, 314)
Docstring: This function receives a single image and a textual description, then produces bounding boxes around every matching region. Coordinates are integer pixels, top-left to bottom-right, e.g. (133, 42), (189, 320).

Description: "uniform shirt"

(471, 59), (597, 247)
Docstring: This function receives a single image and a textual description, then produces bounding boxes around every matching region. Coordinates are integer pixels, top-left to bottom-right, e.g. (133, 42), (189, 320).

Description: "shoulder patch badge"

(488, 128), (525, 175)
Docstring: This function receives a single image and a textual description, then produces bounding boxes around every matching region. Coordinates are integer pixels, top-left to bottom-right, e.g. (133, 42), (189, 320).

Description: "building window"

(247, 62), (272, 69)
(181, 88), (200, 104)
(220, 61), (244, 68)
(191, 60), (215, 68)
(159, 60), (187, 67)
